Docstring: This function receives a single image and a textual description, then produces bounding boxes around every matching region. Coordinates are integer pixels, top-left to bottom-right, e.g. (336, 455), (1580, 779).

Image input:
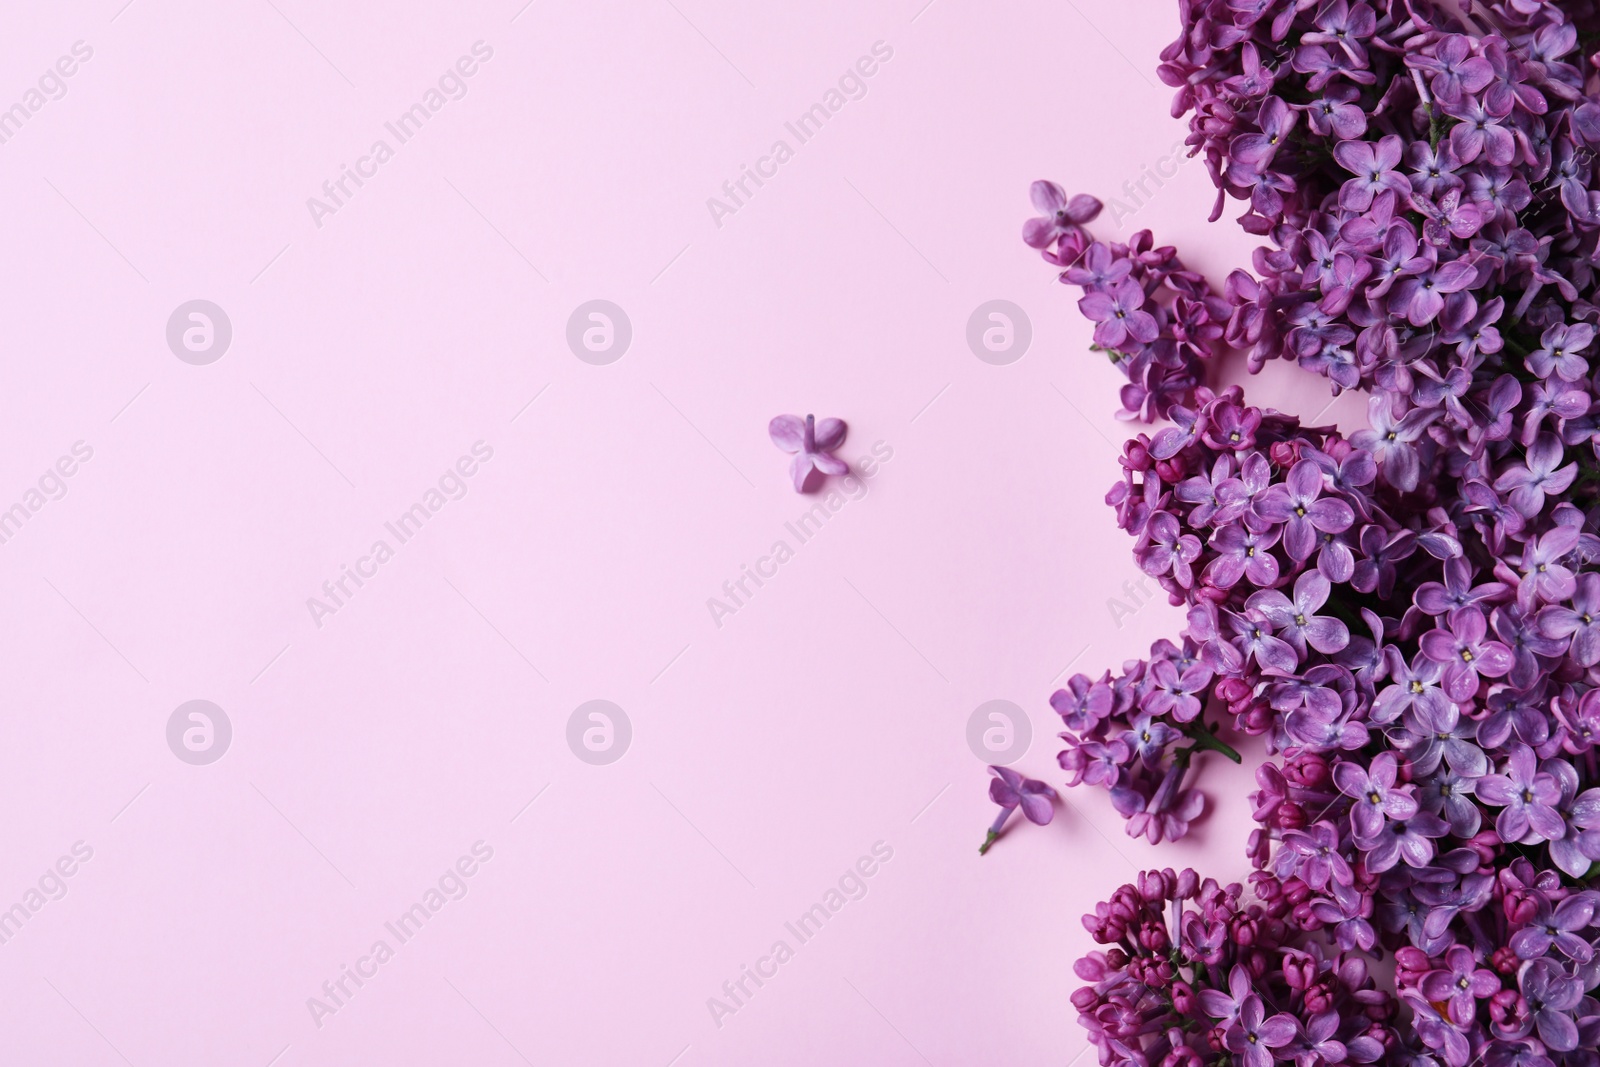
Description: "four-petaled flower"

(1080, 277), (1159, 349)
(979, 766), (1057, 855)
(1419, 607), (1514, 701)
(769, 413), (848, 493)
(1477, 744), (1566, 843)
(1253, 459), (1354, 563)
(1333, 751), (1418, 840)
(1023, 181), (1102, 250)
(1245, 570), (1350, 656)
(1223, 994), (1298, 1067)
(1418, 945), (1501, 1026)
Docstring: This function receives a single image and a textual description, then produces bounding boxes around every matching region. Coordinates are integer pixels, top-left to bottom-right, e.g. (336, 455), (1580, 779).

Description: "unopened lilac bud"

(1393, 947), (1431, 988)
(1137, 869), (1170, 903)
(1504, 886), (1539, 925)
(1122, 440), (1153, 471)
(1249, 871), (1283, 902)
(1154, 456), (1188, 484)
(1215, 676), (1250, 704)
(1489, 989), (1529, 1036)
(1283, 752), (1330, 789)
(1238, 702), (1275, 733)
(1246, 827), (1272, 866)
(1170, 980), (1197, 1015)
(1465, 830), (1499, 866)
(1363, 1023), (1395, 1052)
(1283, 955), (1316, 989)
(1138, 920), (1171, 954)
(1162, 1044), (1203, 1067)
(1304, 980), (1335, 1014)
(1276, 800), (1308, 830)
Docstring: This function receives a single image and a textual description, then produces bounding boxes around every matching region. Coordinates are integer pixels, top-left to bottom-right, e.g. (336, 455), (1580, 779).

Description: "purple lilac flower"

(1253, 459), (1354, 563)
(1419, 608), (1514, 701)
(1494, 434), (1578, 519)
(1223, 995), (1298, 1067)
(1538, 572), (1600, 665)
(1477, 745), (1566, 843)
(1023, 181), (1101, 250)
(1333, 752), (1417, 840)
(979, 766), (1056, 855)
(1518, 958), (1583, 1051)
(1007, 8), (1600, 1065)
(1419, 945), (1502, 1026)
(1244, 571), (1350, 656)
(1080, 278), (1158, 348)
(769, 414), (848, 493)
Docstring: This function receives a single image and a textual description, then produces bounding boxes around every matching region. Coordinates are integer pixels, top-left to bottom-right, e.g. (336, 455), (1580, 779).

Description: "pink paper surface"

(0, 2), (1369, 1063)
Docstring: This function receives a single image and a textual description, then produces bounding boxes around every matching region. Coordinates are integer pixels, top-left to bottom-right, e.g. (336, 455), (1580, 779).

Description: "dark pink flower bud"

(1393, 947), (1431, 988)
(1504, 886), (1539, 925)
(1488, 989), (1528, 1034)
(1276, 800), (1308, 830)
(1283, 955), (1317, 989)
(1170, 980), (1197, 1015)
(1283, 752), (1330, 789)
(1304, 980), (1335, 1014)
(1162, 1042), (1203, 1067)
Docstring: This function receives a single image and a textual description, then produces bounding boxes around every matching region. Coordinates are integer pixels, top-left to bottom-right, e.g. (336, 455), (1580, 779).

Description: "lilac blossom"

(1003, 6), (1600, 1065)
(1333, 752), (1417, 840)
(1245, 571), (1350, 656)
(1419, 608), (1514, 701)
(1477, 745), (1566, 843)
(1419, 945), (1501, 1026)
(979, 766), (1056, 855)
(769, 414), (848, 493)
(1253, 459), (1354, 563)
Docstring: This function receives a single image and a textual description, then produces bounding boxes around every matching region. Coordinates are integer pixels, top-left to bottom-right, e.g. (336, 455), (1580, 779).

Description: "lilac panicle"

(992, 1), (1600, 1065)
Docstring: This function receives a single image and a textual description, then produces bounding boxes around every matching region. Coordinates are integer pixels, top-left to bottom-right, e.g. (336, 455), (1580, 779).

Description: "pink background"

(0, 1), (1370, 1064)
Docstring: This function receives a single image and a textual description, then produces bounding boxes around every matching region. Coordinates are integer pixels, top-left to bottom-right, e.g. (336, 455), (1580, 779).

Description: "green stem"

(1501, 334), (1533, 358)
(1182, 722), (1243, 764)
(979, 829), (1000, 856)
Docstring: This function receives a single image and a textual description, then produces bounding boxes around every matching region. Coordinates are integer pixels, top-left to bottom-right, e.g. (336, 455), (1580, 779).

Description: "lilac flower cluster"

(1027, 185), (1229, 423)
(988, 1), (1600, 1064)
(1073, 868), (1399, 1067)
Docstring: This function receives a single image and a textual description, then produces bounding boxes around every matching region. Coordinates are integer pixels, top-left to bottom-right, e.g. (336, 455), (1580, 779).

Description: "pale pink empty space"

(0, 2), (1367, 1064)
